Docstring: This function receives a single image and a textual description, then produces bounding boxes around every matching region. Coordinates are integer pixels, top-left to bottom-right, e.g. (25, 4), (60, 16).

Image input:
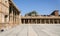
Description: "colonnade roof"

(9, 0), (20, 13)
(21, 16), (60, 19)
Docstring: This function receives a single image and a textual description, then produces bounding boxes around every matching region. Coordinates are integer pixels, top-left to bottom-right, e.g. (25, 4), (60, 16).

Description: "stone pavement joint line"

(0, 24), (60, 36)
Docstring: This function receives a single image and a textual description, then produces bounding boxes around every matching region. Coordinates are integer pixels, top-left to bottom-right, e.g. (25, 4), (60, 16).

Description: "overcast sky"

(13, 0), (60, 16)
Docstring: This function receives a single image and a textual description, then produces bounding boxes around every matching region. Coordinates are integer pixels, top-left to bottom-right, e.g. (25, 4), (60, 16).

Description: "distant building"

(21, 10), (60, 24)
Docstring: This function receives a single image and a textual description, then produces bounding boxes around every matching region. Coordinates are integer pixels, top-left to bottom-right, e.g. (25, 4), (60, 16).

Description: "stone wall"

(0, 0), (21, 30)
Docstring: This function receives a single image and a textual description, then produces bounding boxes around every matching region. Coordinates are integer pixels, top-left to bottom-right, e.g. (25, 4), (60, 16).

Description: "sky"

(13, 0), (60, 16)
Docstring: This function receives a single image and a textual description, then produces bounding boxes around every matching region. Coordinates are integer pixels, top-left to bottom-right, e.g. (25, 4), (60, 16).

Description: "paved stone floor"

(0, 24), (60, 36)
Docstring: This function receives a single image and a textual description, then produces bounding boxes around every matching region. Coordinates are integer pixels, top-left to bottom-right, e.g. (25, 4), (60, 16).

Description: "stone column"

(19, 14), (21, 24)
(35, 19), (37, 24)
(15, 14), (16, 24)
(57, 20), (59, 24)
(10, 9), (13, 23)
(44, 19), (46, 24)
(28, 19), (30, 24)
(59, 19), (60, 24)
(15, 11), (17, 25)
(27, 19), (28, 24)
(53, 19), (54, 24)
(12, 7), (14, 26)
(40, 19), (41, 24)
(31, 19), (33, 24)
(18, 15), (19, 24)
(23, 19), (25, 24)
(16, 12), (19, 24)
(49, 19), (50, 24)
(14, 11), (15, 24)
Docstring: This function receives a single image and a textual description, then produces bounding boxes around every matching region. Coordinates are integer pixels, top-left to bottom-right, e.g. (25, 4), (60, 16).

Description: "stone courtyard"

(0, 24), (60, 36)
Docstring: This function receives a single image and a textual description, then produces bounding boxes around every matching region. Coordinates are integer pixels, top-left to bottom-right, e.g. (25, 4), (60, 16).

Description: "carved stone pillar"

(28, 19), (30, 24)
(57, 19), (59, 24)
(44, 19), (46, 24)
(23, 19), (25, 24)
(19, 14), (21, 24)
(31, 19), (32, 24)
(40, 19), (41, 24)
(36, 19), (37, 24)
(53, 19), (54, 24)
(49, 19), (50, 24)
